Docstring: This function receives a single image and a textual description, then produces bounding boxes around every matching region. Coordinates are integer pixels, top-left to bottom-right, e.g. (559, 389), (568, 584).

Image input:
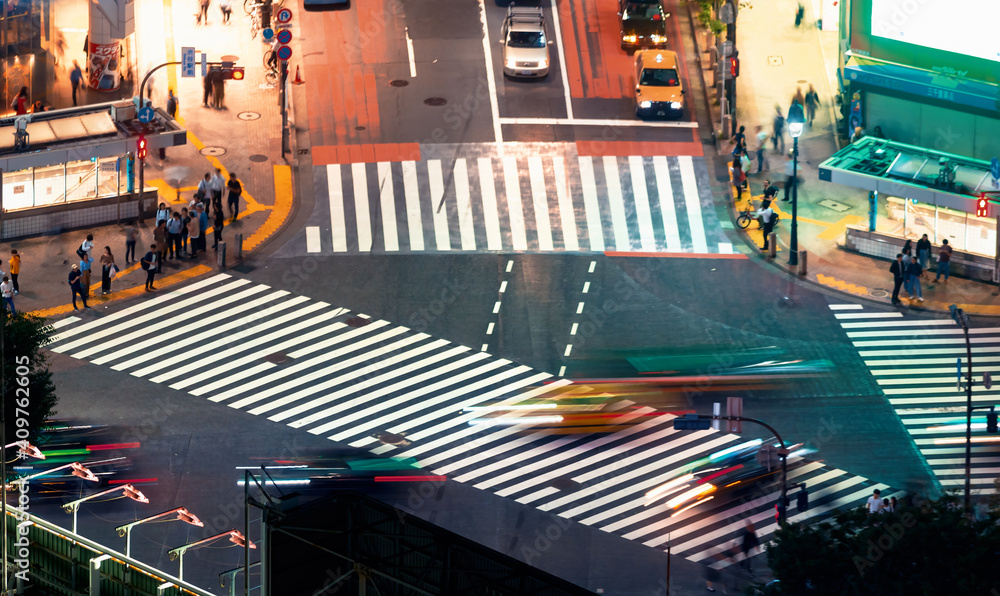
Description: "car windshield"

(507, 31), (546, 48)
(640, 68), (679, 86)
(623, 3), (663, 20)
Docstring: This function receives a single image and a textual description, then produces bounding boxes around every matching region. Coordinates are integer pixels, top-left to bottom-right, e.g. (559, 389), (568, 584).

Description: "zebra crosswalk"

(46, 275), (889, 568)
(831, 303), (1000, 490)
(307, 153), (732, 254)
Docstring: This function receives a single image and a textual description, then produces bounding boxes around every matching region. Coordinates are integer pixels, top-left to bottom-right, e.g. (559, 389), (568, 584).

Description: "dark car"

(618, 0), (669, 52)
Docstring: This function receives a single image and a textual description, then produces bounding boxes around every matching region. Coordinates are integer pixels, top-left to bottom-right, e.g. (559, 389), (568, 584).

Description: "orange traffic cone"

(293, 65), (304, 85)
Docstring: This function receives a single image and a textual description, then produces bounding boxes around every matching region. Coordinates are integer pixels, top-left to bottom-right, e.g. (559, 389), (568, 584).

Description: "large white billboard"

(871, 0), (1000, 63)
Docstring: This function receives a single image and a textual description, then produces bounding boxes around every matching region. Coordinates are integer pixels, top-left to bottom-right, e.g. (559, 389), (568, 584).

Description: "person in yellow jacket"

(8, 249), (20, 295)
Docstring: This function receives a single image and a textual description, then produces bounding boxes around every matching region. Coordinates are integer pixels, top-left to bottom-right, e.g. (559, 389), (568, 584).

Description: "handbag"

(109, 264), (119, 277)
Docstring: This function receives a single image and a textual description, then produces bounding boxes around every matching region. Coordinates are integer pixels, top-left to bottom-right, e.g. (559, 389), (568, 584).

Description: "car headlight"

(670, 101), (682, 109)
(639, 101), (652, 108)
(622, 34), (637, 43)
(539, 59), (548, 68)
(651, 35), (667, 43)
(505, 58), (517, 68)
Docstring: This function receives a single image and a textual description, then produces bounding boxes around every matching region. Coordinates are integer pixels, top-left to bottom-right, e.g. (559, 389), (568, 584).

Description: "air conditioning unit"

(110, 101), (136, 122)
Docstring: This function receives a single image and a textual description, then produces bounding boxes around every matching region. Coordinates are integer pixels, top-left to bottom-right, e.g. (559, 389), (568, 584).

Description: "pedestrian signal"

(988, 412), (998, 434)
(976, 197), (988, 217)
(673, 414), (711, 431)
(137, 136), (147, 160)
(797, 487), (809, 512)
(730, 57), (740, 78)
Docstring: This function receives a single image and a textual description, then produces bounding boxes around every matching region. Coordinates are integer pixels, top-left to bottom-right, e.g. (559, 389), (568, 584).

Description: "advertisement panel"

(88, 40), (121, 91)
(849, 0), (1000, 84)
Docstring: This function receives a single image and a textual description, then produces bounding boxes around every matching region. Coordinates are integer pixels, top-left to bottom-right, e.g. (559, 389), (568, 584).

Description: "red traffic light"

(137, 136), (147, 160)
(730, 57), (740, 78)
(977, 197), (988, 218)
(230, 67), (245, 80)
(220, 66), (245, 80)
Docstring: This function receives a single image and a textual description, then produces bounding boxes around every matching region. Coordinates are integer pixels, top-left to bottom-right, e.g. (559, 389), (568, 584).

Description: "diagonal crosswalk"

(831, 303), (1000, 490)
(46, 275), (890, 568)
(307, 154), (731, 254)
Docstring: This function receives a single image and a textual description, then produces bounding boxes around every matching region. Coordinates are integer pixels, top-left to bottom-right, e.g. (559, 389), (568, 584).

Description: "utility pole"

(949, 305), (973, 511)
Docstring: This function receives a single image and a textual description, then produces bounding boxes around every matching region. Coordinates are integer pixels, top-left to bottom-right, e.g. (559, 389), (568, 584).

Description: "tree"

(756, 494), (1000, 596)
(2, 313), (58, 455)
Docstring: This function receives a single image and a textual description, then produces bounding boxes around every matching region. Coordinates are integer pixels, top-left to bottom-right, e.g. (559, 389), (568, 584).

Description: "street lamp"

(63, 484), (149, 534)
(116, 507), (204, 559)
(950, 304), (974, 511)
(9, 461), (100, 486)
(786, 101), (806, 267)
(169, 530), (255, 581)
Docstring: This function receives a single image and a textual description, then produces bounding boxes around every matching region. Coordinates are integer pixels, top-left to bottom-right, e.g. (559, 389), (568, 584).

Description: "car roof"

(509, 22), (544, 33)
(636, 49), (679, 69)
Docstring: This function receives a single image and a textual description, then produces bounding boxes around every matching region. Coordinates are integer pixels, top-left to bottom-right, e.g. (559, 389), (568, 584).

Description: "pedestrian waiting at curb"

(187, 208), (202, 257)
(79, 233), (94, 261)
(68, 264), (89, 310)
(890, 253), (905, 305)
(124, 221), (139, 263)
(167, 212), (184, 258)
(8, 249), (20, 295)
(917, 233), (931, 269)
(227, 173), (242, 220)
(156, 202), (170, 227)
(181, 208), (191, 253)
(758, 200), (776, 251)
(1, 276), (15, 315)
(99, 246), (117, 295)
(866, 489), (883, 515)
(906, 255), (924, 302)
(212, 207), (225, 250)
(782, 149), (795, 202)
(197, 204), (210, 253)
(79, 252), (93, 298)
(210, 168), (225, 210)
(153, 221), (168, 272)
(935, 239), (953, 282)
(141, 244), (158, 291)
(731, 151), (746, 201)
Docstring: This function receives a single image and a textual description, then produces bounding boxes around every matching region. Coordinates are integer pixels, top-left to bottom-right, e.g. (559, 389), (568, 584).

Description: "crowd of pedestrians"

(889, 234), (953, 305)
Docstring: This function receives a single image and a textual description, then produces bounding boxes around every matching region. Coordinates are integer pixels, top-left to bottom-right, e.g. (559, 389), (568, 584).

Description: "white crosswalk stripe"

(315, 154), (724, 254)
(44, 276), (892, 571)
(831, 304), (1000, 489)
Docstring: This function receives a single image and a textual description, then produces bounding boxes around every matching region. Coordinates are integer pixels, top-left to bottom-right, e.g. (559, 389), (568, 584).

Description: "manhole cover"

(424, 97), (447, 107)
(869, 289), (889, 298)
(355, 126), (366, 131)
(768, 56), (783, 67)
(551, 478), (581, 491)
(346, 317), (371, 327)
(264, 352), (289, 364)
(818, 199), (850, 212)
(389, 79), (409, 87)
(373, 432), (410, 446)
(238, 111), (261, 121)
(797, 79), (808, 84)
(200, 146), (226, 156)
(249, 154), (269, 162)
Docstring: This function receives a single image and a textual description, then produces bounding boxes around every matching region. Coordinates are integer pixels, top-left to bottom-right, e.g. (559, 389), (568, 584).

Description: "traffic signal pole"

(673, 413), (790, 523)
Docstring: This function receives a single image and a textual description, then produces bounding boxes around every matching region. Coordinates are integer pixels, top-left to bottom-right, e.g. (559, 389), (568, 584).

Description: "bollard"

(799, 250), (808, 275)
(217, 241), (226, 269)
(236, 233), (243, 262)
(768, 234), (777, 259)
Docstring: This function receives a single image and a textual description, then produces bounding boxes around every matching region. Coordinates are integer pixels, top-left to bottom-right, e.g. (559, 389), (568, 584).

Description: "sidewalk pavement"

(2, 0), (294, 319)
(695, 0), (1000, 317)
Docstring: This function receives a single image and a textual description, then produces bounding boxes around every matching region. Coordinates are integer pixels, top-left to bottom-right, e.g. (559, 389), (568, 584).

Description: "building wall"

(864, 90), (1000, 161)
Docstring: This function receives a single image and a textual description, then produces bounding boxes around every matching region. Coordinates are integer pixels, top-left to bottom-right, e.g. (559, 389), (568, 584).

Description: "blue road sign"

(201, 52), (208, 77)
(277, 45), (293, 61)
(277, 29), (292, 45)
(181, 47), (196, 78)
(263, 28), (274, 40)
(992, 157), (1000, 180)
(138, 106), (155, 123)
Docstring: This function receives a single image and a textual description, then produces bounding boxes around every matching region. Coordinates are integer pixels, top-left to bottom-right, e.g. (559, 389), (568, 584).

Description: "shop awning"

(818, 136), (997, 215)
(844, 55), (999, 114)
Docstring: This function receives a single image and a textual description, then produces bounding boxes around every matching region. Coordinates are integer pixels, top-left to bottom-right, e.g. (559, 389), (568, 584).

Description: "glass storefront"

(3, 157), (125, 210)
(885, 196), (997, 257)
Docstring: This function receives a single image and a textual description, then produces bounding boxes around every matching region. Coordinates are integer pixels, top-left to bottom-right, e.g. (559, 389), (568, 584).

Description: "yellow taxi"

(634, 50), (684, 119)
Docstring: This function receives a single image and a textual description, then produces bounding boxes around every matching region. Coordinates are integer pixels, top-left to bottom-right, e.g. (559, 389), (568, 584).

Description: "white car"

(501, 6), (550, 78)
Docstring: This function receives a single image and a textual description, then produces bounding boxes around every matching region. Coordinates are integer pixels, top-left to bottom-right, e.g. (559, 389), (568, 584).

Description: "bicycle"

(245, 0), (284, 16)
(736, 197), (757, 229)
(263, 49), (280, 85)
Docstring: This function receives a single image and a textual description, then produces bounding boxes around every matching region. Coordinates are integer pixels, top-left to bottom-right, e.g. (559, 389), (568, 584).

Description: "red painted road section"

(312, 143), (422, 166)
(577, 140), (703, 157)
(604, 252), (749, 259)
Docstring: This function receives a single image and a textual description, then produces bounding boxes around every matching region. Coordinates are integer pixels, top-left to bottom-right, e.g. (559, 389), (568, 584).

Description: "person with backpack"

(78, 233), (94, 261)
(772, 107), (785, 152)
(227, 173), (242, 220)
(140, 244), (158, 291)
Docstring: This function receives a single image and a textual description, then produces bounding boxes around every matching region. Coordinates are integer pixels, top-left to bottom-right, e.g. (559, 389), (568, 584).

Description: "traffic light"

(221, 66), (245, 80)
(775, 498), (786, 522)
(137, 135), (147, 160)
(797, 486), (809, 512)
(673, 414), (712, 431)
(976, 197), (989, 217)
(730, 56), (740, 78)
(988, 411), (998, 434)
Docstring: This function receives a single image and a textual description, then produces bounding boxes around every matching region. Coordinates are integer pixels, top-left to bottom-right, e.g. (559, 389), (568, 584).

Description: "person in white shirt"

(1, 275), (14, 315)
(758, 200), (775, 251)
(866, 489), (883, 515)
(209, 168), (225, 210)
(80, 234), (94, 260)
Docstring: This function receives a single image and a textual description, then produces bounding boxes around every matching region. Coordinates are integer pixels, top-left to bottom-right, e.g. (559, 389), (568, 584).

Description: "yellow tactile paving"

(817, 215), (866, 241)
(30, 265), (214, 319)
(816, 273), (870, 296)
(243, 165), (293, 252)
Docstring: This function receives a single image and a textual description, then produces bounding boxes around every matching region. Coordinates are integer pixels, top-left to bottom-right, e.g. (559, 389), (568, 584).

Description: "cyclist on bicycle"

(266, 39), (279, 72)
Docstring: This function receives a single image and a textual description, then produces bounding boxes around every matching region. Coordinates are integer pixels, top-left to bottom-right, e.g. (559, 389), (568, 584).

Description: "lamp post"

(169, 530), (255, 581)
(950, 304), (973, 511)
(9, 460), (100, 486)
(3, 441), (45, 461)
(1, 440), (43, 592)
(786, 102), (805, 266)
(115, 507), (203, 559)
(63, 484), (149, 534)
